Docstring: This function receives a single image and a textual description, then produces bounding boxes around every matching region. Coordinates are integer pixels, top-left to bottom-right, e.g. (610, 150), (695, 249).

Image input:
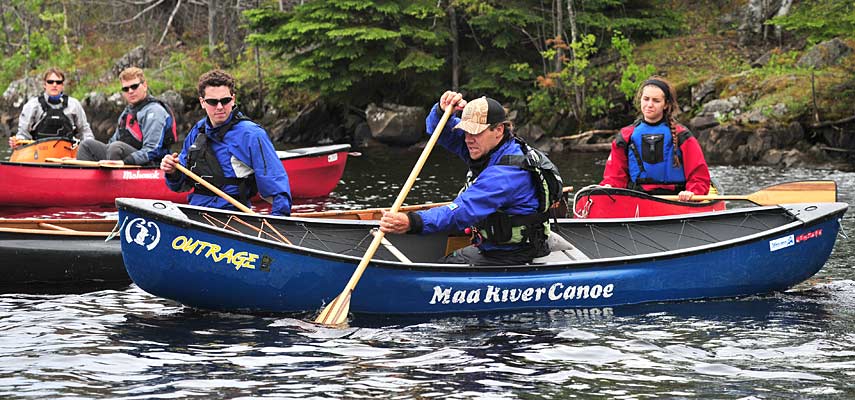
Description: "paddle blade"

(314, 290), (351, 327)
(748, 180), (837, 205)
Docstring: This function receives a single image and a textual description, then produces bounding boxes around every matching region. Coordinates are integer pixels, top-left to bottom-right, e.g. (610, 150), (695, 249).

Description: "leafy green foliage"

(612, 31), (655, 100)
(770, 0), (855, 44)
(245, 0), (446, 106)
(0, 0), (76, 89)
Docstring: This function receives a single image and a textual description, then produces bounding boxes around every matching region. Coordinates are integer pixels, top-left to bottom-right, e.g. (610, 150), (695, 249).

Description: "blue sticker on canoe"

(446, 203), (459, 211)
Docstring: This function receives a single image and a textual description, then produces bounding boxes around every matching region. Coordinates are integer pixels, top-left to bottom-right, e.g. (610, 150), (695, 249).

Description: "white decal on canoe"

(327, 153), (338, 163)
(429, 283), (615, 305)
(122, 170), (161, 180)
(124, 218), (161, 251)
(171, 235), (260, 270)
(769, 234), (795, 252)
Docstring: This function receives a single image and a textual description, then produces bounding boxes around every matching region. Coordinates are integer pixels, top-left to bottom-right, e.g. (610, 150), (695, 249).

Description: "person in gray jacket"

(9, 67), (94, 148)
(76, 67), (177, 165)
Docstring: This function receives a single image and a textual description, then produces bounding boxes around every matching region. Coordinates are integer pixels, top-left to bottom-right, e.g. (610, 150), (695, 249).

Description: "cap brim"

(454, 120), (490, 135)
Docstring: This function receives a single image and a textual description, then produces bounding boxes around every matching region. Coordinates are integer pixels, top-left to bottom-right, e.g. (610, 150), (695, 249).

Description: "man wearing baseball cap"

(380, 91), (560, 265)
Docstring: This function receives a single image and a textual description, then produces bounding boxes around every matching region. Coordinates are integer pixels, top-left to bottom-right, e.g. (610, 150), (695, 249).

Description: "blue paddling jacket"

(409, 103), (546, 254)
(165, 111), (292, 216)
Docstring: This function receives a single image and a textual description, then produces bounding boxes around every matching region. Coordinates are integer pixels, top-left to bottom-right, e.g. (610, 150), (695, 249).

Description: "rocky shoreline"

(2, 36), (853, 172)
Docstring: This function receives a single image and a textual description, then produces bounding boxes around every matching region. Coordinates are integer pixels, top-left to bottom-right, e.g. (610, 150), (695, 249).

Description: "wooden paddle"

(173, 163), (294, 245)
(173, 163), (254, 214)
(315, 104), (455, 327)
(44, 157), (143, 168)
(657, 180), (837, 205)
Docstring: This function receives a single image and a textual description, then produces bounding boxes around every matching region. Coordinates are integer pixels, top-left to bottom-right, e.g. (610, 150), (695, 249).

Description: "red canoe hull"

(0, 144), (350, 207)
(573, 186), (726, 218)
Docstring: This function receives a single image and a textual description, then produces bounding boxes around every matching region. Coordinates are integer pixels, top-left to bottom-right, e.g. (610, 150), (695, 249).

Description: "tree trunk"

(554, 0), (563, 73)
(566, 0), (584, 122)
(774, 0), (792, 43)
(448, 4), (459, 91)
(0, 5), (10, 55)
(255, 0), (264, 115)
(208, 0), (218, 53)
(158, 0), (182, 46)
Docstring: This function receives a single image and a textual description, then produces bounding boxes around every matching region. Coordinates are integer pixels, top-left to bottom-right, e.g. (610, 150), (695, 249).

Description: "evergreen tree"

(245, 0), (447, 106)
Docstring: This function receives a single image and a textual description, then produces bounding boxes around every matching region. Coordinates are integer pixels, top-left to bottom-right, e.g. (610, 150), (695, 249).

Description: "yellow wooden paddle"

(315, 104), (455, 327)
(44, 158), (141, 168)
(173, 163), (254, 214)
(173, 163), (293, 245)
(658, 180), (837, 205)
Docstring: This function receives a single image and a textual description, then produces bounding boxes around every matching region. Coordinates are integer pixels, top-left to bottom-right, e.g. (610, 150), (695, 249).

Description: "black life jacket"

(186, 113), (257, 203)
(116, 96), (179, 150)
(472, 136), (564, 255)
(32, 95), (76, 140)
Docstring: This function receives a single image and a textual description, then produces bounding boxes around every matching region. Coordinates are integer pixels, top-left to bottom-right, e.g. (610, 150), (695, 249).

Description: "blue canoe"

(117, 198), (848, 315)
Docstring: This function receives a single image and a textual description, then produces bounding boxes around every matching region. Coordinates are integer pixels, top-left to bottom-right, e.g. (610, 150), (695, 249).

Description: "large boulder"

(699, 96), (744, 119)
(700, 124), (752, 164)
(796, 38), (852, 69)
(110, 46), (148, 79)
(366, 103), (425, 146)
(274, 100), (347, 145)
(2, 76), (42, 109)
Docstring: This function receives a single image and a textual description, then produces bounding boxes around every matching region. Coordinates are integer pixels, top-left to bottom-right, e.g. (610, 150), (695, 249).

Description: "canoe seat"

(531, 232), (590, 264)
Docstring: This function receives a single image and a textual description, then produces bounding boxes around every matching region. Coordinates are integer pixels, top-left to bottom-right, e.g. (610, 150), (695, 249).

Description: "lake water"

(1, 143), (854, 398)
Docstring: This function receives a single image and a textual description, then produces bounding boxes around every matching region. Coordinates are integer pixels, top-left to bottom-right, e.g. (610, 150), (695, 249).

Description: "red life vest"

(116, 96), (178, 150)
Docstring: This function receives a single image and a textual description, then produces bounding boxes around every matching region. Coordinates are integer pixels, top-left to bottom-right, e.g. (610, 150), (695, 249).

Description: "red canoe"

(0, 144), (350, 207)
(573, 186), (725, 218)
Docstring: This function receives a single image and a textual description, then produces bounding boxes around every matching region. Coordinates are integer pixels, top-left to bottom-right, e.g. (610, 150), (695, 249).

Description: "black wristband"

(406, 212), (423, 234)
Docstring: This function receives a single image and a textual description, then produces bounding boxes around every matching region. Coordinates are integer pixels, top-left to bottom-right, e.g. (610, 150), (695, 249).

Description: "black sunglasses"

(203, 97), (233, 106)
(45, 80), (64, 85)
(121, 82), (143, 92)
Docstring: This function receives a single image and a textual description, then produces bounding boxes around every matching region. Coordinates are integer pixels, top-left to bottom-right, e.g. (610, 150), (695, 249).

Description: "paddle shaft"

(659, 194), (750, 201)
(316, 104), (455, 325)
(44, 157), (141, 168)
(173, 163), (253, 214)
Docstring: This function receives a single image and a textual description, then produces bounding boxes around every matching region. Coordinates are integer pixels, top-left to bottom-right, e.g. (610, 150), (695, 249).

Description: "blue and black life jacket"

(468, 136), (564, 255)
(617, 120), (691, 192)
(32, 95), (76, 140)
(186, 113), (257, 203)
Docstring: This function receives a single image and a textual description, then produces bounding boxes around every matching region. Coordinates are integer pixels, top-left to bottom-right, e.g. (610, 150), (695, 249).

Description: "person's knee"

(77, 139), (105, 160)
(106, 142), (132, 160)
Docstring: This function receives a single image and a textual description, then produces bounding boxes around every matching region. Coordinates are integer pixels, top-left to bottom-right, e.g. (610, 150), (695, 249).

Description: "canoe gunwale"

(276, 144), (351, 160)
(574, 186), (726, 208)
(117, 198), (848, 273)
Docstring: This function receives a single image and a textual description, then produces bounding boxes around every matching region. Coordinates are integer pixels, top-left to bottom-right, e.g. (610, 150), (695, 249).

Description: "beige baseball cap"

(454, 97), (506, 135)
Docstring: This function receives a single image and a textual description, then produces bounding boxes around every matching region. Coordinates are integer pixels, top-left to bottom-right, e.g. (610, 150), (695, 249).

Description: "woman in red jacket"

(599, 76), (710, 201)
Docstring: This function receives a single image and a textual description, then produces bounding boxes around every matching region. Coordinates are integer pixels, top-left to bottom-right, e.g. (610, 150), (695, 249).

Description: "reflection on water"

(1, 142), (854, 397)
(1, 285), (854, 398)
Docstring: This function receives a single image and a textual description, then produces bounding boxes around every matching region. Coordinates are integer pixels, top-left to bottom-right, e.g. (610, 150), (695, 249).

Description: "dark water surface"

(1, 143), (854, 398)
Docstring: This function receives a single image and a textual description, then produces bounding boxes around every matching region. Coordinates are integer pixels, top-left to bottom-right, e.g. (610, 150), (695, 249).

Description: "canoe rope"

(572, 185), (615, 218)
(192, 210), (787, 261)
(561, 215), (776, 258)
(197, 212), (398, 261)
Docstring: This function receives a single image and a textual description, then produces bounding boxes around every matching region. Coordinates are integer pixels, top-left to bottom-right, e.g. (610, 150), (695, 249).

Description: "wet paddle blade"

(314, 291), (351, 327)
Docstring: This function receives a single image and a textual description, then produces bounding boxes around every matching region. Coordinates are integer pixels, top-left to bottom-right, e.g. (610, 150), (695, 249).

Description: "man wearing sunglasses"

(76, 67), (178, 165)
(10, 67), (94, 148)
(159, 69), (291, 216)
